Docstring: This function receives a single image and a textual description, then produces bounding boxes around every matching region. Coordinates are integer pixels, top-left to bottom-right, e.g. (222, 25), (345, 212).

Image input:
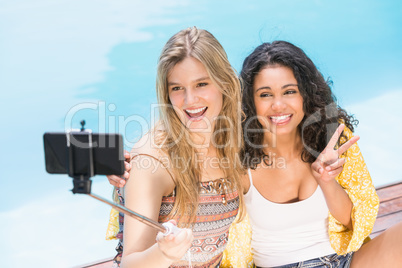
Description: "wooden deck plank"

(376, 182), (402, 203)
(378, 196), (402, 216)
(371, 181), (402, 238)
(371, 212), (402, 237)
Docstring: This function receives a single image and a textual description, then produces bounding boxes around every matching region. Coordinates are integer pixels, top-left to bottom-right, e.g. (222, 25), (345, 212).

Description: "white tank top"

(244, 169), (335, 267)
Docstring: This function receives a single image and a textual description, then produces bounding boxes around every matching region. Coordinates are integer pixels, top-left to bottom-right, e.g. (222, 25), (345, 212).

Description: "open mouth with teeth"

(184, 107), (208, 120)
(269, 114), (292, 125)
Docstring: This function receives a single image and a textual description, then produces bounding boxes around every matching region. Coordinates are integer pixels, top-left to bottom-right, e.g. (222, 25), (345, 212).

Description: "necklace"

(201, 154), (229, 205)
(200, 177), (230, 205)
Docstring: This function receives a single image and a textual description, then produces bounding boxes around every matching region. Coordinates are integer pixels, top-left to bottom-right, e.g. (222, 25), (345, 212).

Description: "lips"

(269, 114), (292, 124)
(184, 107), (208, 119)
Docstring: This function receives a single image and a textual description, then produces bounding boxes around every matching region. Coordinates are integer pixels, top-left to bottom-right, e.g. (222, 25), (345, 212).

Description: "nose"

(271, 96), (286, 111)
(184, 88), (199, 105)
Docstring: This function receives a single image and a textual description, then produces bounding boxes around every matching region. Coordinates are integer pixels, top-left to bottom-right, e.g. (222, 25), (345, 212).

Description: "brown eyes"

(259, 90), (298, 98)
(260, 93), (272, 97)
(170, 83), (208, 92)
(197, 82), (208, 87)
(171, 86), (183, 91)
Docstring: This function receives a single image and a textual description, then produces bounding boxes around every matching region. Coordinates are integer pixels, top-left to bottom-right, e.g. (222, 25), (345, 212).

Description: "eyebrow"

(255, 83), (298, 92)
(168, 76), (210, 86)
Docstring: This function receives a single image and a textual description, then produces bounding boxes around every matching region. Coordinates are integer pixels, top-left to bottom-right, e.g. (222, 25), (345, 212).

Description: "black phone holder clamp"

(68, 120), (94, 194)
(52, 120), (169, 234)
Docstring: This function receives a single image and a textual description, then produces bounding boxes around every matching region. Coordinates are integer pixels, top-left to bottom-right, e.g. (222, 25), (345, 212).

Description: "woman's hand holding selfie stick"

(107, 150), (131, 187)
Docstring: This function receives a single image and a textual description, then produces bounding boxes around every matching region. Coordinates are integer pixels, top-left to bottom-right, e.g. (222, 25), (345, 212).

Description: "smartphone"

(43, 132), (125, 176)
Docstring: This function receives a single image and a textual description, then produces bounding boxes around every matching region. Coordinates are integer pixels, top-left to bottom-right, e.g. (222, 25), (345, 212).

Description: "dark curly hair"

(240, 41), (358, 169)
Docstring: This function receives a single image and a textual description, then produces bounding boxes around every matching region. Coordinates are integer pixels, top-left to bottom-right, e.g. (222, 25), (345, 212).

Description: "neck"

(263, 130), (302, 160)
(190, 132), (222, 163)
(190, 131), (212, 147)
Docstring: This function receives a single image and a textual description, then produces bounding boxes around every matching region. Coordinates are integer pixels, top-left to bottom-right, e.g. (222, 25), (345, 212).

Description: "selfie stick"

(67, 121), (179, 236)
(88, 193), (179, 235)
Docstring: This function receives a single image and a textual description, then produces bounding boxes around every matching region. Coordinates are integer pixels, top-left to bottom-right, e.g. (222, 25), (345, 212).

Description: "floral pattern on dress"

(220, 126), (379, 267)
(328, 126), (379, 254)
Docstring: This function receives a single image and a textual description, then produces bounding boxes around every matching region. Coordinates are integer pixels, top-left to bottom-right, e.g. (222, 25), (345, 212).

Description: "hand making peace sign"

(311, 124), (360, 183)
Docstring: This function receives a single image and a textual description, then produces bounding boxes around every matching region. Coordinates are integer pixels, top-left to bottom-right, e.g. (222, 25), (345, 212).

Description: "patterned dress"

(108, 177), (239, 268)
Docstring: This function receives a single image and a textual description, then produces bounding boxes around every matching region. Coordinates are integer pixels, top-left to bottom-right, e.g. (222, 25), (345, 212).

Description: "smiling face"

(168, 57), (223, 131)
(253, 65), (304, 138)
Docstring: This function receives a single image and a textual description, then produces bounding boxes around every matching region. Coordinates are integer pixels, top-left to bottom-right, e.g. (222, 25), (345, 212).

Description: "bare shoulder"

(128, 131), (174, 196)
(130, 132), (167, 158)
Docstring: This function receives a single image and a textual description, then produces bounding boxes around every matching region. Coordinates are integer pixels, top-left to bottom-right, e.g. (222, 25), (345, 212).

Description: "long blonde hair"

(154, 27), (244, 226)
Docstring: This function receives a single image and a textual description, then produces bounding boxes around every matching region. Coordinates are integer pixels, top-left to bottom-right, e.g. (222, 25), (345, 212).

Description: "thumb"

(311, 161), (323, 174)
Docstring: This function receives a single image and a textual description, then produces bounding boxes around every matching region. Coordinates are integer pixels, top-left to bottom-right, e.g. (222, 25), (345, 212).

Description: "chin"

(186, 121), (211, 131)
(271, 126), (295, 136)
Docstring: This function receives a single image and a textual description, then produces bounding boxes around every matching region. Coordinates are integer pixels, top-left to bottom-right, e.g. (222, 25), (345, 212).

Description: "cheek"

(296, 97), (305, 117)
(168, 93), (181, 107)
(168, 94), (186, 121)
(253, 101), (268, 127)
(254, 99), (266, 117)
(206, 90), (223, 112)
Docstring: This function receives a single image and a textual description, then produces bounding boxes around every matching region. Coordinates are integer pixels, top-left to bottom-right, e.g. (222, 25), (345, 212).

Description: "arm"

(330, 127), (379, 254)
(311, 124), (359, 230)
(317, 172), (354, 230)
(312, 124), (379, 254)
(121, 152), (193, 268)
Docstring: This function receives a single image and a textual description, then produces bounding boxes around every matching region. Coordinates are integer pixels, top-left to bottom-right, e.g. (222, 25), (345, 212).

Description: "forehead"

(254, 66), (296, 85)
(168, 57), (209, 82)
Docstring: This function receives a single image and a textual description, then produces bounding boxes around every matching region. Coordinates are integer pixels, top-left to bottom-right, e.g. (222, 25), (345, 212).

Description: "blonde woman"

(108, 27), (245, 268)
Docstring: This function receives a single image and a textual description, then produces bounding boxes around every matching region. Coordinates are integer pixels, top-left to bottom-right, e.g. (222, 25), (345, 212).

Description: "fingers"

(326, 124), (345, 150)
(123, 150), (132, 173)
(160, 228), (192, 244)
(106, 175), (120, 187)
(325, 157), (346, 170)
(336, 135), (360, 156)
(311, 161), (324, 175)
(124, 150), (131, 161)
(327, 165), (343, 177)
(124, 151), (132, 176)
(107, 175), (126, 187)
(106, 151), (132, 187)
(124, 161), (131, 174)
(312, 157), (345, 183)
(174, 229), (193, 244)
(156, 227), (193, 261)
